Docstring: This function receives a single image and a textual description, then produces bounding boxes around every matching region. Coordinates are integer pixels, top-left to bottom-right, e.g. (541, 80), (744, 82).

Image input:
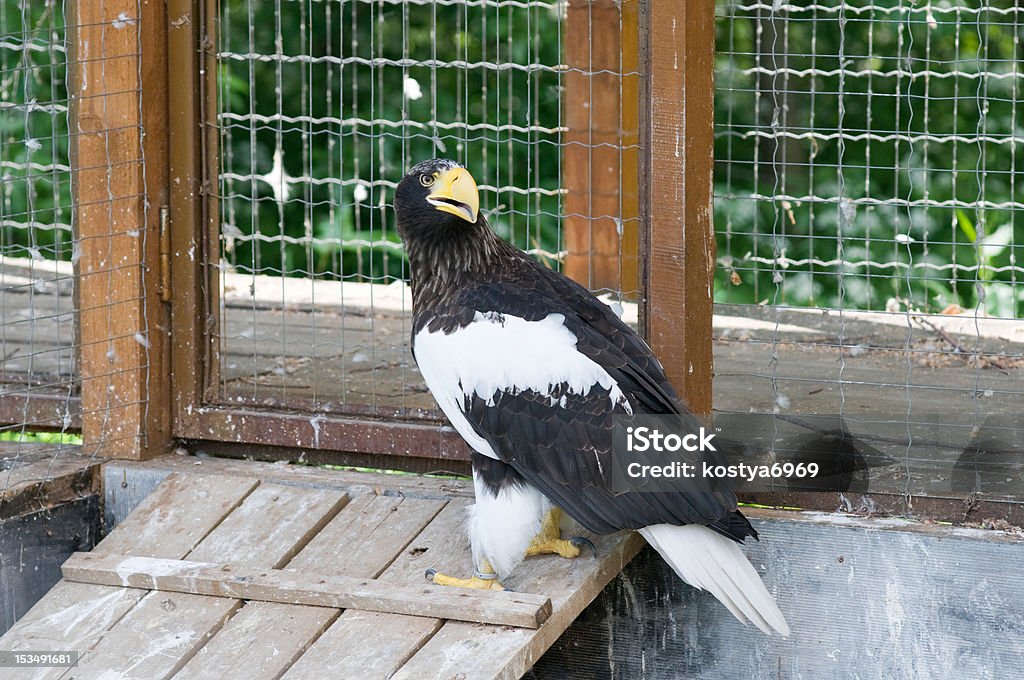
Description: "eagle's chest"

(411, 309), (628, 460)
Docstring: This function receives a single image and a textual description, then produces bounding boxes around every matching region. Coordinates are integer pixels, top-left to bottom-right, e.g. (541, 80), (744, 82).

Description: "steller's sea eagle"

(393, 158), (789, 636)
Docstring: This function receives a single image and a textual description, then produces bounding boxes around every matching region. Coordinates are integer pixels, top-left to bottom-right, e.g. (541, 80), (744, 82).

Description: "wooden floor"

(0, 466), (642, 680)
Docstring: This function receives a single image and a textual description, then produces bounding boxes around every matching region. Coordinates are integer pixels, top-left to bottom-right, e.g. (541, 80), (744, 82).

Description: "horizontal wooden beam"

(61, 552), (552, 629)
(180, 407), (471, 463)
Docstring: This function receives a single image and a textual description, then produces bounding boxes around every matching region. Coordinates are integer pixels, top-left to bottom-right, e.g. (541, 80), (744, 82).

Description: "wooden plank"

(288, 494), (446, 575)
(172, 601), (338, 680)
(95, 473), (259, 558)
(639, 0), (716, 415)
(0, 474), (258, 680)
(61, 552), (551, 628)
(389, 531), (645, 680)
(68, 481), (347, 678)
(281, 610), (443, 680)
(167, 0), (209, 437)
(72, 0), (171, 460)
(281, 500), (473, 678)
(180, 407), (471, 463)
(563, 0), (640, 295)
(0, 446), (99, 519)
(175, 493), (443, 679)
(66, 589), (243, 680)
(277, 495), (449, 678)
(185, 483), (348, 566)
(287, 497), (644, 679)
(0, 394), (82, 434)
(0, 583), (143, 680)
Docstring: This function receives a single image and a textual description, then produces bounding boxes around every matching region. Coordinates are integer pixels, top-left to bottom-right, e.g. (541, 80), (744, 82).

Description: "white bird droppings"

(112, 12), (135, 29)
(403, 75), (423, 100)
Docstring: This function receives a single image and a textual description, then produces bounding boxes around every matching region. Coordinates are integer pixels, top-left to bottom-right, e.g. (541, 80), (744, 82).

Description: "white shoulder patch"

(414, 311), (632, 459)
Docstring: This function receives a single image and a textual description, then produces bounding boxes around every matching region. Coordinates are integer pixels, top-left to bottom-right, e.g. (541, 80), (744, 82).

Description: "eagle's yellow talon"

(425, 562), (505, 591)
(525, 508), (595, 559)
(526, 537), (582, 559)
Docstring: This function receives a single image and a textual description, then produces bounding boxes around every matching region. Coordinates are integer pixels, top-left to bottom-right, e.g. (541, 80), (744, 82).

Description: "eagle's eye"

(419, 173), (435, 187)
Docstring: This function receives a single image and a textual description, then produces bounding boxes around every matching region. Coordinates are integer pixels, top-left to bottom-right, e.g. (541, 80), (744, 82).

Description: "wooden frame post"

(167, 0), (217, 434)
(72, 0), (171, 458)
(563, 0), (640, 295)
(639, 0), (716, 415)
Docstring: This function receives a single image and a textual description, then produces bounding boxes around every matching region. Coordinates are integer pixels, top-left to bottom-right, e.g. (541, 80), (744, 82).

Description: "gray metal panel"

(530, 513), (1024, 680)
(0, 496), (100, 635)
(102, 463), (174, 531)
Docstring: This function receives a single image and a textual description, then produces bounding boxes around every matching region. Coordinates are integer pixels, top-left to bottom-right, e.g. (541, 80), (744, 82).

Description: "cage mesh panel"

(714, 2), (1024, 503)
(214, 1), (636, 414)
(0, 1), (78, 458)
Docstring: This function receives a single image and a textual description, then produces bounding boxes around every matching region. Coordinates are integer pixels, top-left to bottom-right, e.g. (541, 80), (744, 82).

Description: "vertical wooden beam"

(639, 0), (716, 415)
(166, 0), (214, 433)
(72, 0), (170, 458)
(563, 0), (640, 295)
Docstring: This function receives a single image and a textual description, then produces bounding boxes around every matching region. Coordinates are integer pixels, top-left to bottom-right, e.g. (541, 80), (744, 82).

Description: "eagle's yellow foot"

(525, 508), (597, 559)
(425, 560), (505, 591)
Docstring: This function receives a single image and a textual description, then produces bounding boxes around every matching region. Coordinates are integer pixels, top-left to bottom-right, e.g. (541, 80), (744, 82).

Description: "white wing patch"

(414, 311), (632, 460)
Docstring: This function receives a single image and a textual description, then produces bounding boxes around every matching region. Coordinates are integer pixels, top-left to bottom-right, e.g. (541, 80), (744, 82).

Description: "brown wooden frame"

(72, 0), (172, 459)
(158, 0), (715, 467)
(42, 0), (1022, 524)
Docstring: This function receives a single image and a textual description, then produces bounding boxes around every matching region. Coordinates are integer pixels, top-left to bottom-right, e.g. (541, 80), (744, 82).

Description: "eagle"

(393, 159), (789, 636)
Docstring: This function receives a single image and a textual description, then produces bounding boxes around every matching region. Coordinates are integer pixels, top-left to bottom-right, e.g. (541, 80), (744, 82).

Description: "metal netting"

(714, 1), (1024, 506)
(213, 0), (639, 414)
(1, 0), (156, 473)
(715, 1), (1022, 315)
(0, 1), (78, 453)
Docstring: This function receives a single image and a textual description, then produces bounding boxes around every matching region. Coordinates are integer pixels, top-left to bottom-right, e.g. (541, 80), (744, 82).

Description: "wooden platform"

(0, 467), (642, 679)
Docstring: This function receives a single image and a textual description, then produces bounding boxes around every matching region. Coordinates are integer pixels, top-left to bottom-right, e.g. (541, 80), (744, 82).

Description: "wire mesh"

(714, 1), (1024, 506)
(213, 0), (640, 416)
(1, 0), (155, 478)
(0, 0), (79, 465)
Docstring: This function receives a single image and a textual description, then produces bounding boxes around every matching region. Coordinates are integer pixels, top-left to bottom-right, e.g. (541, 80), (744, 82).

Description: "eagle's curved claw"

(569, 535), (597, 558)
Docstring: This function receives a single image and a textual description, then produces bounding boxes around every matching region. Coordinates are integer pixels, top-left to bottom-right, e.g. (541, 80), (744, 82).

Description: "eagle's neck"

(406, 222), (511, 310)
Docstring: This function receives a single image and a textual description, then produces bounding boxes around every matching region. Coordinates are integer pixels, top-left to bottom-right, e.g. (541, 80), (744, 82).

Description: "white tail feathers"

(639, 523), (790, 636)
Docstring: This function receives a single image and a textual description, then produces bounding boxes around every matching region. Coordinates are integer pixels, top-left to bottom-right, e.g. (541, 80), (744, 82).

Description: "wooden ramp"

(0, 469), (643, 679)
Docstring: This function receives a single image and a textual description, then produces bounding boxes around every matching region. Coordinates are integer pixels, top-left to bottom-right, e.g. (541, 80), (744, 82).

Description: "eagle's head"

(394, 159), (481, 242)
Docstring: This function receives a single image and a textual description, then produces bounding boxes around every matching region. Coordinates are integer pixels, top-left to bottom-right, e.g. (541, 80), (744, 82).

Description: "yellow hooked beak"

(427, 167), (480, 224)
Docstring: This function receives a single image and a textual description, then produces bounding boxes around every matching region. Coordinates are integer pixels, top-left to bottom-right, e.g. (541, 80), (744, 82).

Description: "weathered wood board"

(0, 467), (644, 679)
(61, 552), (553, 628)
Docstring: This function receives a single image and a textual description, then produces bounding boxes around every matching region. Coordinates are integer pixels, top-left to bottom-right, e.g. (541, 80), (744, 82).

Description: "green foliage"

(217, 0), (563, 282)
(0, 430), (83, 445)
(0, 0), (73, 261)
(5, 2), (1021, 319)
(713, 4), (1023, 318)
